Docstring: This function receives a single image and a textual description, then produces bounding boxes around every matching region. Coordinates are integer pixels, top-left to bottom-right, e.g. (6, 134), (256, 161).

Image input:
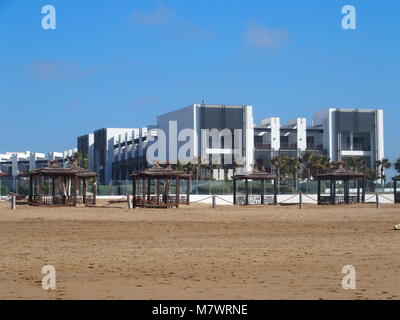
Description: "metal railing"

(319, 195), (360, 205)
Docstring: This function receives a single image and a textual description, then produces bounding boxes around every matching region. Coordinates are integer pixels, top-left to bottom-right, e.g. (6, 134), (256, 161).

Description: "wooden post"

(156, 179), (160, 203)
(175, 177), (180, 208)
(163, 179), (168, 204)
(11, 195), (16, 210)
(261, 179), (265, 205)
(331, 179), (337, 205)
(376, 192), (380, 209)
(361, 177), (366, 203)
(299, 192), (303, 209)
(186, 178), (190, 205)
(245, 178), (249, 205)
(38, 175), (43, 205)
(29, 176), (33, 203)
(233, 179), (237, 205)
(142, 178), (146, 205)
(127, 194), (132, 210)
(82, 178), (87, 204)
(73, 176), (79, 207)
(92, 176), (97, 205)
(212, 195), (216, 209)
(357, 179), (361, 203)
(317, 178), (321, 205)
(273, 178), (278, 205)
(344, 179), (350, 204)
(147, 178), (151, 201)
(132, 177), (136, 209)
(52, 177), (56, 204)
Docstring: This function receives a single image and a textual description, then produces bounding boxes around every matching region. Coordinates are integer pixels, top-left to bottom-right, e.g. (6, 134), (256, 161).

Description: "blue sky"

(0, 0), (399, 172)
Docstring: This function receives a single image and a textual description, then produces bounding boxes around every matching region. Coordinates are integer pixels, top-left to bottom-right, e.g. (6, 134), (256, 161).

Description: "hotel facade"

(0, 149), (77, 192)
(77, 105), (385, 184)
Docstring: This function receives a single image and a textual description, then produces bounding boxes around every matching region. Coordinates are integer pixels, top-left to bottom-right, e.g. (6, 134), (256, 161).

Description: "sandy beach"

(0, 201), (399, 300)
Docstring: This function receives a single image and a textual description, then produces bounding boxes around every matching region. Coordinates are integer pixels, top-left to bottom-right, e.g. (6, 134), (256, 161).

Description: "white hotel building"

(77, 105), (384, 184)
(0, 149), (77, 192)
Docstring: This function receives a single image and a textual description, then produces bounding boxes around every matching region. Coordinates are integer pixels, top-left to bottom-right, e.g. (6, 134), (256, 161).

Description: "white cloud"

(243, 21), (288, 50)
(131, 4), (174, 25)
(129, 4), (214, 41)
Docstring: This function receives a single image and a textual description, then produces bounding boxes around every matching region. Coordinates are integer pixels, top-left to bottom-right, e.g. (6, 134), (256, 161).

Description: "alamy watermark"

(41, 265), (56, 290)
(145, 121), (248, 166)
(41, 5), (56, 30)
(341, 265), (356, 290)
(342, 5), (356, 30)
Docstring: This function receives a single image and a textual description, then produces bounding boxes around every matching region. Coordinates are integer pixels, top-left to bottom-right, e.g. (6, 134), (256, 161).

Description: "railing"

(30, 195), (94, 206)
(133, 195), (188, 208)
(306, 144), (323, 150)
(254, 143), (271, 149)
(236, 195), (275, 205)
(319, 195), (360, 205)
(280, 143), (297, 150)
(341, 143), (371, 152)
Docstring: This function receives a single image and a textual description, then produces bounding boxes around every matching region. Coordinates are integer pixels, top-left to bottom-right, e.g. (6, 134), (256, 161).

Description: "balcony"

(280, 143), (297, 150)
(254, 142), (271, 150)
(342, 143), (371, 152)
(306, 144), (323, 151)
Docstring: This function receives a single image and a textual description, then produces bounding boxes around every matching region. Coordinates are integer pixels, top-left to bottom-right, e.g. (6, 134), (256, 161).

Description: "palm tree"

(346, 156), (366, 172)
(300, 151), (314, 180)
(173, 160), (183, 171)
(287, 156), (301, 189)
(395, 158), (400, 174)
(376, 158), (391, 186)
(364, 168), (378, 181)
(67, 152), (89, 169)
(311, 154), (331, 177)
(271, 154), (288, 183)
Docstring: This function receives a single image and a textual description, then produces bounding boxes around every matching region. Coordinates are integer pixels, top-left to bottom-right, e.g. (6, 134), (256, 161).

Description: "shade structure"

(130, 163), (191, 208)
(393, 176), (400, 204)
(232, 169), (278, 206)
(28, 160), (97, 206)
(315, 168), (366, 205)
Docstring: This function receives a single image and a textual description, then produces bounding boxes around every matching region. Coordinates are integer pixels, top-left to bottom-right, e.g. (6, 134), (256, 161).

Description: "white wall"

(297, 118), (307, 151)
(156, 105), (196, 164)
(376, 109), (384, 162)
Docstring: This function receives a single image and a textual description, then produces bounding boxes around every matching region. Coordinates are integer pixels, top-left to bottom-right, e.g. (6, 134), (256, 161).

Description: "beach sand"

(0, 200), (399, 300)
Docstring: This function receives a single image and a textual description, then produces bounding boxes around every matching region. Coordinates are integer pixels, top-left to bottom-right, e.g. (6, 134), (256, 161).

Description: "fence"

(0, 176), (396, 197)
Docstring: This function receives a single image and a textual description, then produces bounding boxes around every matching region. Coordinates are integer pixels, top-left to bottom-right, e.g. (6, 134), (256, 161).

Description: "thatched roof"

(315, 168), (366, 180)
(29, 160), (97, 178)
(130, 163), (191, 179)
(232, 163), (277, 180)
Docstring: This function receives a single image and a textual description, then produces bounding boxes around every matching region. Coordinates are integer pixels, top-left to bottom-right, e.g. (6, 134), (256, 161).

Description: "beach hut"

(232, 166), (278, 205)
(315, 168), (366, 205)
(393, 176), (400, 204)
(28, 159), (97, 206)
(130, 163), (191, 208)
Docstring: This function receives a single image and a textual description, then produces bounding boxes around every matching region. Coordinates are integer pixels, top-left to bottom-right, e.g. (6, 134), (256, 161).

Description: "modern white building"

(254, 108), (384, 171)
(78, 128), (149, 184)
(0, 149), (77, 176)
(154, 104), (254, 177)
(0, 149), (77, 193)
(312, 108), (384, 168)
(77, 106), (385, 184)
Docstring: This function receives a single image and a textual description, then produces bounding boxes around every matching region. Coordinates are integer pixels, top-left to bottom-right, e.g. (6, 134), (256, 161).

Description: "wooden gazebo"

(28, 160), (97, 206)
(315, 168), (366, 205)
(393, 176), (400, 204)
(232, 166), (278, 206)
(130, 163), (191, 208)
